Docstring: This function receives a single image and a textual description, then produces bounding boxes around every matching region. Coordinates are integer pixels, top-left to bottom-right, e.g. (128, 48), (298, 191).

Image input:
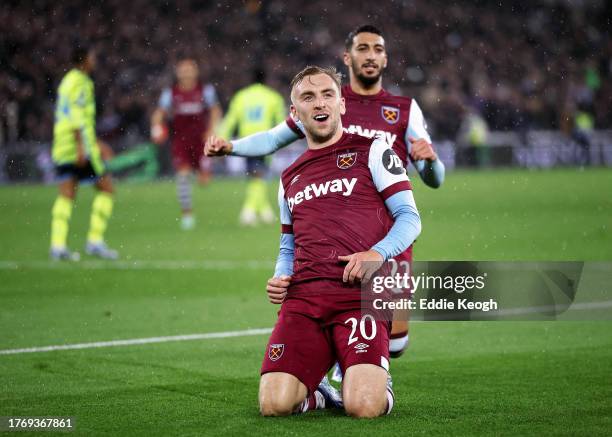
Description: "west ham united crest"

(269, 344), (284, 361)
(381, 105), (400, 124)
(337, 152), (357, 169)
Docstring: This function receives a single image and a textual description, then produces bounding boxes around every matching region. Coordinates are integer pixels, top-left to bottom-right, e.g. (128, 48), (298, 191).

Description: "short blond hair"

(290, 65), (342, 92)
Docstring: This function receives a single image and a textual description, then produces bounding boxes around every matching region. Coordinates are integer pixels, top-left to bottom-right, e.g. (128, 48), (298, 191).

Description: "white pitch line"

(0, 260), (273, 270)
(0, 328), (273, 356)
(1, 300), (611, 356)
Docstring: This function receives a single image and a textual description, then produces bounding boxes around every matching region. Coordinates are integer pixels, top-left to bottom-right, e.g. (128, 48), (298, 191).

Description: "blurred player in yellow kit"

(217, 68), (286, 225)
(50, 44), (118, 260)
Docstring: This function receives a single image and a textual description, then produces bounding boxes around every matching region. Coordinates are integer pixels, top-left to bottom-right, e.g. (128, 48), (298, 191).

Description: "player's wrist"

(369, 248), (386, 262)
(273, 269), (292, 278)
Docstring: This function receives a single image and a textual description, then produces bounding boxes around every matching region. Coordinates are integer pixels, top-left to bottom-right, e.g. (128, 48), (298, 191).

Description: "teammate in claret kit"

(206, 25), (443, 362)
(258, 66), (421, 417)
(151, 56), (222, 230)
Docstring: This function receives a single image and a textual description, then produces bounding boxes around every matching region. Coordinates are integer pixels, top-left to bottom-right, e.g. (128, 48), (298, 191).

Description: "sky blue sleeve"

(230, 121), (300, 157)
(274, 233), (294, 277)
(274, 181), (294, 277)
(158, 88), (172, 111)
(405, 99), (445, 188)
(412, 158), (445, 188)
(202, 84), (219, 107)
(371, 191), (421, 261)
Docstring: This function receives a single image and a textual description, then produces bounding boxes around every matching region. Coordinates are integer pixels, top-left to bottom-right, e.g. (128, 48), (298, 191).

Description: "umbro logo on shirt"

(354, 342), (369, 353)
(287, 177), (357, 212)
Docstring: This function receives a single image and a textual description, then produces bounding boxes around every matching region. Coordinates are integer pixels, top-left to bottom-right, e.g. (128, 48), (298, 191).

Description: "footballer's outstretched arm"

(406, 100), (445, 188)
(206, 119), (302, 157)
(230, 118), (303, 157)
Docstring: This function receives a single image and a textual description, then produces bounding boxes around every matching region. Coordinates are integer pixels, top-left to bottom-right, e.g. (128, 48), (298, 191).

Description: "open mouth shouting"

(313, 113), (330, 123)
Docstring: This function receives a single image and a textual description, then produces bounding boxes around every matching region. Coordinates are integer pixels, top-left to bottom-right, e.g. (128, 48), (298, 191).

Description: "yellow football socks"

(87, 192), (114, 244)
(50, 195), (73, 249)
(244, 178), (272, 215)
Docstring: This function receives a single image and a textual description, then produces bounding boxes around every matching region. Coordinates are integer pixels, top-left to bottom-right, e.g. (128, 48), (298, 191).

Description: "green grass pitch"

(1, 168), (611, 435)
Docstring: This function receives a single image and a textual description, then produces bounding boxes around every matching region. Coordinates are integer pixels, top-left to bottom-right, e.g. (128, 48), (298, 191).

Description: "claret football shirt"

(278, 132), (412, 292)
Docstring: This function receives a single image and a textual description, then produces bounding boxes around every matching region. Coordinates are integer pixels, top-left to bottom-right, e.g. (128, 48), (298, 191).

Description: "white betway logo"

(344, 124), (397, 145)
(287, 177), (357, 212)
(176, 102), (203, 115)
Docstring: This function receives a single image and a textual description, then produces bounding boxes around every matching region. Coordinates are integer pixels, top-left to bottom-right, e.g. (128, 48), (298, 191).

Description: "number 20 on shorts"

(345, 314), (377, 345)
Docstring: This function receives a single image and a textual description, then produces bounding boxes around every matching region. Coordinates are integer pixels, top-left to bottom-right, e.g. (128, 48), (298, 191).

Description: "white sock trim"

(314, 390), (325, 409)
(176, 174), (193, 212)
(385, 387), (395, 415)
(389, 334), (409, 353)
(299, 391), (325, 413)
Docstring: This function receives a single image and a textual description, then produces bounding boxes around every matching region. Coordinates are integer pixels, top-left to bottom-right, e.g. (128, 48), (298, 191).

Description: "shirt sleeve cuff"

(380, 181), (412, 201)
(285, 117), (305, 138)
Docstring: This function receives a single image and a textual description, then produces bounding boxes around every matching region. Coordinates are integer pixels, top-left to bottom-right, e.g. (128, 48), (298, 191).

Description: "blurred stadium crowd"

(1, 0), (610, 146)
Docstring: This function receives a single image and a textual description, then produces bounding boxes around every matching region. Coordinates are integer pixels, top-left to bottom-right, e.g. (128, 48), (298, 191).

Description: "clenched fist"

(408, 136), (437, 162)
(266, 275), (291, 304)
(205, 135), (233, 156)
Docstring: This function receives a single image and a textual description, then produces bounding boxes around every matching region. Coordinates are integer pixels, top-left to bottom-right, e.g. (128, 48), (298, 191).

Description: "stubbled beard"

(352, 59), (383, 87)
(309, 117), (339, 144)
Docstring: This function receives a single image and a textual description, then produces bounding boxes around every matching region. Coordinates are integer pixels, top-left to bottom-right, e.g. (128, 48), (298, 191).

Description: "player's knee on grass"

(259, 372), (307, 416)
(342, 364), (388, 418)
